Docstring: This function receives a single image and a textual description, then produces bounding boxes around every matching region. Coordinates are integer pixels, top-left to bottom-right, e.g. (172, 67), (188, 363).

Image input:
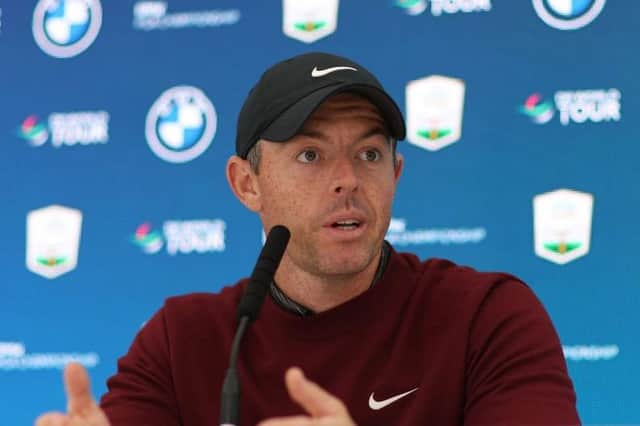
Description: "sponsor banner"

(394, 0), (491, 16)
(132, 219), (226, 255)
(32, 0), (102, 58)
(283, 0), (339, 43)
(533, 189), (594, 265)
(145, 86), (217, 163)
(0, 342), (99, 371)
(562, 344), (619, 362)
(17, 111), (110, 147)
(132, 1), (241, 31)
(406, 75), (465, 152)
(26, 205), (83, 279)
(532, 0), (606, 30)
(386, 218), (486, 246)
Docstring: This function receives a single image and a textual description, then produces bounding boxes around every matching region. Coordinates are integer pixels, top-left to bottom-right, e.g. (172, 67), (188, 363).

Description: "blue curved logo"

(532, 0), (606, 30)
(33, 0), (102, 58)
(145, 86), (217, 163)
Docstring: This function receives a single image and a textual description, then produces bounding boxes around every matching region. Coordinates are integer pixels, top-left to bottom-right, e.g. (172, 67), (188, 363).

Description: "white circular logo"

(33, 0), (102, 58)
(532, 0), (606, 30)
(145, 86), (217, 164)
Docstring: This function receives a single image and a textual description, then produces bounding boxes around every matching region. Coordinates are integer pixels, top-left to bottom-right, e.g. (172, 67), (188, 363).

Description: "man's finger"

(64, 362), (96, 415)
(34, 412), (67, 426)
(284, 367), (348, 418)
(257, 415), (314, 426)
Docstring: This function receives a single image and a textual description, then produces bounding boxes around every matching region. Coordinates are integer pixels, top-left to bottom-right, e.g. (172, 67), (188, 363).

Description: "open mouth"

(331, 220), (361, 230)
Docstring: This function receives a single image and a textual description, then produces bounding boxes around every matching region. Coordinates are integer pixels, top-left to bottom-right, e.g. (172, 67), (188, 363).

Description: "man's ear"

(393, 152), (404, 183)
(226, 155), (262, 212)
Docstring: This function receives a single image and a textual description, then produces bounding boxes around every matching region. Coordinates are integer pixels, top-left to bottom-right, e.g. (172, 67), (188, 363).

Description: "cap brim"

(260, 83), (406, 143)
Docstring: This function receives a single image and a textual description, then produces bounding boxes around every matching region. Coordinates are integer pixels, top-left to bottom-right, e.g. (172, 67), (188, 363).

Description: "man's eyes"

(296, 150), (318, 163)
(359, 149), (381, 162)
(295, 149), (381, 163)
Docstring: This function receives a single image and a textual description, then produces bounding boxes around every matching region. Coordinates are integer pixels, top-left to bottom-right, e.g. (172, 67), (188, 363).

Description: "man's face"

(254, 93), (403, 279)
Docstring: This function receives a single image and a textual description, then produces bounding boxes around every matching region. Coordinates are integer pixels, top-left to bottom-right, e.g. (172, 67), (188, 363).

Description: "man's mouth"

(331, 220), (361, 230)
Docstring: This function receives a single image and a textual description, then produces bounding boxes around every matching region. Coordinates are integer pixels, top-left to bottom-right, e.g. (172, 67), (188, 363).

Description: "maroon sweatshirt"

(101, 248), (580, 425)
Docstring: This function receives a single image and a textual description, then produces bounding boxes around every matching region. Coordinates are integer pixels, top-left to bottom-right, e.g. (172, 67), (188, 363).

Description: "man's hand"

(35, 362), (111, 426)
(258, 367), (356, 426)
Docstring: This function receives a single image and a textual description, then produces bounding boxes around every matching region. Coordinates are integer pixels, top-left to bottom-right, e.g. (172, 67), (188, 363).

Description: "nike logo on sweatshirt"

(368, 388), (419, 410)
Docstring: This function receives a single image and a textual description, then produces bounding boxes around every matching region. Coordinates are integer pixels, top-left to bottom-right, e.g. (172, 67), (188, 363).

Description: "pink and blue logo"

(131, 222), (164, 254)
(17, 115), (49, 146)
(394, 0), (427, 15)
(519, 93), (555, 124)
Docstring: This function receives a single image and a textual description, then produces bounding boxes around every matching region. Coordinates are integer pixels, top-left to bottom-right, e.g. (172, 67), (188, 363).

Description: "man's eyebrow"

(296, 129), (327, 140)
(357, 126), (390, 142)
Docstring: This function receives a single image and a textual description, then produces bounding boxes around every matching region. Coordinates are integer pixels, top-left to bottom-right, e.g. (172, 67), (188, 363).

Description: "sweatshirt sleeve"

(463, 278), (581, 426)
(100, 306), (181, 426)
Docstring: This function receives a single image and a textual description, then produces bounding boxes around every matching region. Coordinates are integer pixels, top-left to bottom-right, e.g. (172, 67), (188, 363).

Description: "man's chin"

(316, 252), (378, 277)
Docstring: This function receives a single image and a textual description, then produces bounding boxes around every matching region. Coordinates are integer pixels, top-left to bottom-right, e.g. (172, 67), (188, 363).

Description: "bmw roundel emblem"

(145, 86), (218, 164)
(532, 0), (606, 30)
(32, 0), (102, 58)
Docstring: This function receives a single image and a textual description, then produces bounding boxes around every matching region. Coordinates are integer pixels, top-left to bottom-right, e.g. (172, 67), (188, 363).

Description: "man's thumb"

(64, 362), (96, 415)
(285, 367), (347, 418)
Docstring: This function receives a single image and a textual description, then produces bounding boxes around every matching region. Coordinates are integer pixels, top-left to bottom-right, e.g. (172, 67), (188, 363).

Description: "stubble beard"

(288, 227), (383, 283)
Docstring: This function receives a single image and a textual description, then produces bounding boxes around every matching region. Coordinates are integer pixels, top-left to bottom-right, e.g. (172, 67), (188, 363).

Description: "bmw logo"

(532, 0), (606, 30)
(145, 86), (218, 164)
(33, 0), (102, 58)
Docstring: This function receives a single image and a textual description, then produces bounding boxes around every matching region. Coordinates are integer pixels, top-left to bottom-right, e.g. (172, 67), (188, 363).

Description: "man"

(36, 52), (580, 425)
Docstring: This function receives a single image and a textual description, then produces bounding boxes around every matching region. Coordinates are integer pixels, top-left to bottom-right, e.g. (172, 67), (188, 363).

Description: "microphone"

(219, 225), (290, 426)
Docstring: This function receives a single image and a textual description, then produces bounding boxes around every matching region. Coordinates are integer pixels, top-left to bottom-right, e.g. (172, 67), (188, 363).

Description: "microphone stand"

(218, 225), (290, 426)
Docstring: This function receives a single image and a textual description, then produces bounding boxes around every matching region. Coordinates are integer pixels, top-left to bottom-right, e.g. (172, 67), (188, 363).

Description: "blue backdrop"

(1, 1), (638, 424)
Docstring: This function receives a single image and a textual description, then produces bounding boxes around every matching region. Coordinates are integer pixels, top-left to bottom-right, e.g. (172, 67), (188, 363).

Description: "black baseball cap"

(236, 52), (406, 159)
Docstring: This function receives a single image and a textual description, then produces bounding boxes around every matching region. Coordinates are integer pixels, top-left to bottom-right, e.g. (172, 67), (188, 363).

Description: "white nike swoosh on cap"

(311, 66), (358, 77)
(368, 387), (419, 410)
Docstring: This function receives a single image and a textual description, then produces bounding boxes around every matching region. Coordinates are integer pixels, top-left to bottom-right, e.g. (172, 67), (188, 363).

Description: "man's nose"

(331, 157), (359, 195)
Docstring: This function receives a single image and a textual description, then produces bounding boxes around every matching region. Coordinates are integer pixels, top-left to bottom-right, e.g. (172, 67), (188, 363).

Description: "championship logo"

(406, 75), (465, 151)
(532, 0), (606, 30)
(533, 188), (594, 265)
(26, 205), (83, 279)
(145, 86), (217, 164)
(282, 0), (339, 43)
(32, 0), (102, 58)
(385, 217), (487, 246)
